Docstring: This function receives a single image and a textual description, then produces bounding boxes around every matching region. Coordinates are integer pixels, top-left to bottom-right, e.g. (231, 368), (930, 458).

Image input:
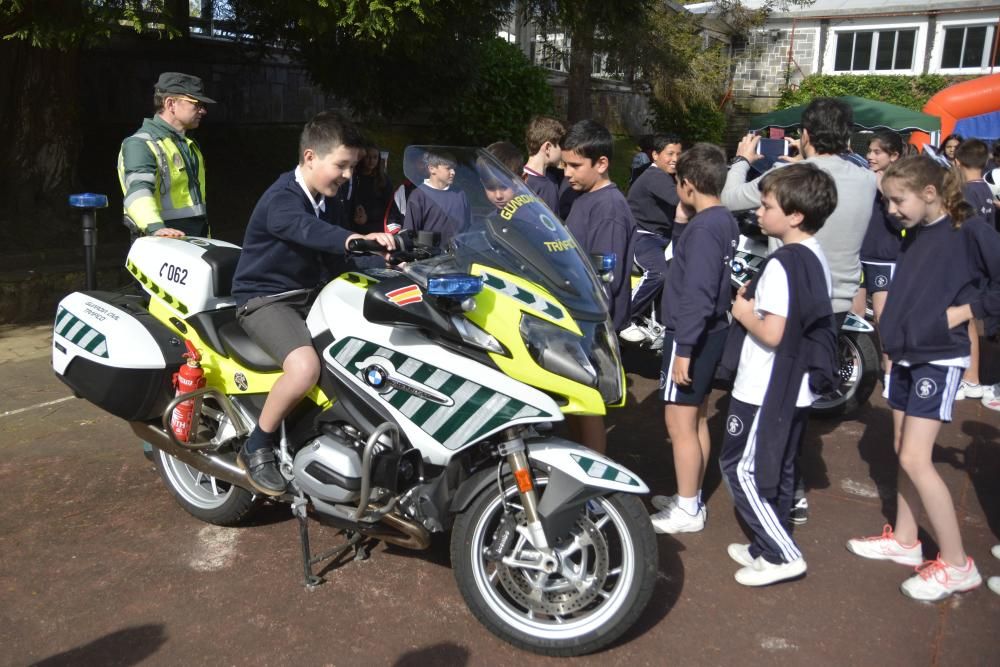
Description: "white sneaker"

(650, 504), (705, 534)
(650, 494), (676, 511)
(727, 543), (754, 567)
(900, 556), (981, 601)
(989, 576), (1000, 596)
(992, 544), (1000, 560)
(983, 382), (1000, 400)
(735, 556), (807, 586)
(982, 391), (1000, 412)
(846, 525), (923, 566)
(619, 323), (646, 343)
(955, 380), (984, 400)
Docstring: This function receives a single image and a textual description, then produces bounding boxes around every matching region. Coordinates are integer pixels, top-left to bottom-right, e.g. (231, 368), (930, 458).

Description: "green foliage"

(649, 98), (726, 145)
(1, 0), (181, 48)
(438, 38), (554, 145)
(778, 74), (969, 111)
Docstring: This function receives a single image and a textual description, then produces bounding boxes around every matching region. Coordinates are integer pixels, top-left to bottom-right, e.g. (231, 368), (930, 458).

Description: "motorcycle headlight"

(518, 315), (624, 405)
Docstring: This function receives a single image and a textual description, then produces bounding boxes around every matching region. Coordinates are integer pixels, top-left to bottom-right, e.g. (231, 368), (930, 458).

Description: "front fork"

(500, 429), (558, 573)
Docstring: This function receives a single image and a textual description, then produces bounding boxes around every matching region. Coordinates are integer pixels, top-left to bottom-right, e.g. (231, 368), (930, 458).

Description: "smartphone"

(757, 138), (789, 159)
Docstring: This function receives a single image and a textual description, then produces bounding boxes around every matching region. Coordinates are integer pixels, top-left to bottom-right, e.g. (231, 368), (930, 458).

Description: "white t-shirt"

(732, 237), (833, 407)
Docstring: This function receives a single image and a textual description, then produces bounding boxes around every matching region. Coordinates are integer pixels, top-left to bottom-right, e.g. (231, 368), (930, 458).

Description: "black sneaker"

(237, 446), (286, 496)
(789, 497), (809, 525)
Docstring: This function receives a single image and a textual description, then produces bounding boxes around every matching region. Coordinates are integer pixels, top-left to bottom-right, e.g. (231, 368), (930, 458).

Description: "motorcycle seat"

(217, 321), (282, 373)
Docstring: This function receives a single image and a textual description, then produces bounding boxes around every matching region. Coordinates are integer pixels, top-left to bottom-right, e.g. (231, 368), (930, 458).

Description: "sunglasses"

(172, 95), (207, 110)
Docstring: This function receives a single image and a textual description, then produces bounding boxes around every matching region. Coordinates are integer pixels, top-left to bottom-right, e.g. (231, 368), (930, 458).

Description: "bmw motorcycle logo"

(364, 364), (389, 391)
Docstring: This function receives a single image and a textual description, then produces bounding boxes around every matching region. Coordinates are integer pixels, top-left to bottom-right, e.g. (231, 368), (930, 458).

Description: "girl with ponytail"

(845, 155), (1000, 602)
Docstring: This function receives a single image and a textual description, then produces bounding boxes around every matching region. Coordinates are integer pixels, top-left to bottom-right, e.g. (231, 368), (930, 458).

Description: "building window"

(940, 25), (996, 69)
(834, 29), (916, 72)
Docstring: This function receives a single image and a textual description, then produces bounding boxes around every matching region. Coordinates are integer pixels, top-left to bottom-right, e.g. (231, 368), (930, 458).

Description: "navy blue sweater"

(231, 170), (353, 306)
(719, 244), (838, 496)
(402, 184), (471, 243)
(564, 184), (637, 332)
(964, 181), (996, 220)
(524, 171), (559, 214)
(860, 191), (903, 263)
(881, 215), (1000, 364)
(661, 206), (740, 356)
(627, 165), (679, 237)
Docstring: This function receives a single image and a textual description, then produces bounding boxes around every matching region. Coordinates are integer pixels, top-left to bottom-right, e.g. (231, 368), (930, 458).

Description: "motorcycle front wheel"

(153, 449), (258, 526)
(812, 330), (879, 418)
(451, 477), (657, 657)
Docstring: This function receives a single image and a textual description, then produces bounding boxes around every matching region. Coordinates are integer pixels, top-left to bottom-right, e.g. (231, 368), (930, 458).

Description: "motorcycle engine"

(292, 433), (364, 503)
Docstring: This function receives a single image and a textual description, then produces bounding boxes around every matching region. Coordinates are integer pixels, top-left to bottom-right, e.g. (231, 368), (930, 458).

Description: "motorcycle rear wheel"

(451, 478), (657, 656)
(811, 330), (879, 418)
(153, 449), (258, 526)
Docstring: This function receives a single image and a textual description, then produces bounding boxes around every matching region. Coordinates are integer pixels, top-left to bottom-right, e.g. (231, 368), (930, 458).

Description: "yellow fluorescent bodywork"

(147, 298), (330, 408)
(465, 264), (608, 416)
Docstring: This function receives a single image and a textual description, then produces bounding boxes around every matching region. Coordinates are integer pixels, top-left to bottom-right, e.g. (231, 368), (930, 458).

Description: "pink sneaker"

(846, 524), (922, 566)
(901, 556), (981, 601)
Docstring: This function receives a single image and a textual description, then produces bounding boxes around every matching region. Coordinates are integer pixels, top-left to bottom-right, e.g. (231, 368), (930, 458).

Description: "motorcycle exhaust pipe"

(130, 420), (250, 490)
(360, 511), (431, 550)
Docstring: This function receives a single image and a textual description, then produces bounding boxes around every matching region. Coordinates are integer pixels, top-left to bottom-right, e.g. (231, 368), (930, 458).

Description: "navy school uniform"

(564, 183), (637, 332)
(881, 214), (1000, 417)
(964, 180), (996, 221)
(717, 243), (838, 565)
(231, 170), (353, 307)
(523, 168), (559, 214)
(660, 206), (740, 357)
(402, 183), (471, 243)
(628, 165), (680, 318)
(860, 191), (903, 292)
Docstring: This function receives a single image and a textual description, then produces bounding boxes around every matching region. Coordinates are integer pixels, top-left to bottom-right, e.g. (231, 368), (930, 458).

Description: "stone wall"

(731, 24), (819, 113)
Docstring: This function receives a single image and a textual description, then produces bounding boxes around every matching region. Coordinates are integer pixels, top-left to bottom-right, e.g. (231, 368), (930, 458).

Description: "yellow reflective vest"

(117, 116), (207, 235)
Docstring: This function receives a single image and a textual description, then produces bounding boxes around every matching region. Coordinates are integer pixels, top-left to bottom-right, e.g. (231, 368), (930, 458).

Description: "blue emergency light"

(69, 193), (109, 209)
(599, 253), (617, 272)
(427, 274), (484, 298)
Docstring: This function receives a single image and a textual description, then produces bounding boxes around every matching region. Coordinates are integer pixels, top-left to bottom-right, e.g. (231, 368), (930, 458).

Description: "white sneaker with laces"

(900, 556), (981, 601)
(619, 323), (646, 343)
(727, 543), (754, 567)
(846, 525), (923, 566)
(735, 556), (807, 586)
(955, 380), (984, 400)
(650, 503), (705, 534)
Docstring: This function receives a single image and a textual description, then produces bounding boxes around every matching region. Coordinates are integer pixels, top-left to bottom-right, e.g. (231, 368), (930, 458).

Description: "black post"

(69, 193), (109, 291)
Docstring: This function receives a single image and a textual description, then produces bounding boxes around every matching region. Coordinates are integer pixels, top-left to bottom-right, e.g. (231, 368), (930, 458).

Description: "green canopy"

(749, 96), (941, 133)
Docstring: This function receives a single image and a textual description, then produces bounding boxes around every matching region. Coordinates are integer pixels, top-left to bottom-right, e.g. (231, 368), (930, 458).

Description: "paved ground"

(1, 324), (998, 666)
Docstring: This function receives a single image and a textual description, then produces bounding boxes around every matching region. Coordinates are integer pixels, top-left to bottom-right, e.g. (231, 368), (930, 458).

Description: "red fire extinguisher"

(170, 340), (206, 442)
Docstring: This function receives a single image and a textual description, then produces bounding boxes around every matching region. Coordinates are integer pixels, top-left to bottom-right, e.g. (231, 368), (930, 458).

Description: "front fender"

(527, 437), (649, 494)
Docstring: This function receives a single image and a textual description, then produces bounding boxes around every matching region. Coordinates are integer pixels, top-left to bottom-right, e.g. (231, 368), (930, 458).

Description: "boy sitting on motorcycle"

(229, 111), (394, 495)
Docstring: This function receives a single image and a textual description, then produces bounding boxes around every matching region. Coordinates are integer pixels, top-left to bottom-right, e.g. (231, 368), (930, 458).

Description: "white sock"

(677, 494), (699, 515)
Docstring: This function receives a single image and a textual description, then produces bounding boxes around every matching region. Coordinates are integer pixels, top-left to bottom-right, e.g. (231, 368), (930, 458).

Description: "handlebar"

(347, 237), (395, 254)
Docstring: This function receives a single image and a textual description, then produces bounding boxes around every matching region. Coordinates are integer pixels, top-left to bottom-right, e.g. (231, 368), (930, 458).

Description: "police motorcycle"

(51, 146), (657, 657)
(730, 215), (879, 418)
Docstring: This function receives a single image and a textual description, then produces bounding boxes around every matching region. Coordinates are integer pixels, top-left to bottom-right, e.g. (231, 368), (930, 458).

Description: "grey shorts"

(236, 294), (313, 366)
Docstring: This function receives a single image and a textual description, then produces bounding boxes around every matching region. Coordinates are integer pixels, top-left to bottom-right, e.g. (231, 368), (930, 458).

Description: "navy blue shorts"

(861, 261), (895, 294)
(886, 363), (963, 422)
(661, 328), (728, 405)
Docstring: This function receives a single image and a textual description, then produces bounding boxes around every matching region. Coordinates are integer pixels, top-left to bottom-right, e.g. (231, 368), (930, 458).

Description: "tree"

(518, 1), (655, 123)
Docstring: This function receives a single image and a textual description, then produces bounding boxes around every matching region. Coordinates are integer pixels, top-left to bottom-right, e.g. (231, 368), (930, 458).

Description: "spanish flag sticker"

(386, 284), (423, 306)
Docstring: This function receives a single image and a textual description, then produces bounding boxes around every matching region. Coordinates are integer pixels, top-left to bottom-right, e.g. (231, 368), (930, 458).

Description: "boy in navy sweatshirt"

(718, 163), (838, 586)
(403, 150), (471, 244)
(621, 133), (683, 342)
(651, 143), (740, 534)
(522, 115), (566, 214)
(230, 112), (394, 495)
(562, 119), (637, 454)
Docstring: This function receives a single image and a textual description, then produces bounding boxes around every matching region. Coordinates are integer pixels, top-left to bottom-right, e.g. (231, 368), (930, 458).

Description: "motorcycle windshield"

(401, 145), (607, 321)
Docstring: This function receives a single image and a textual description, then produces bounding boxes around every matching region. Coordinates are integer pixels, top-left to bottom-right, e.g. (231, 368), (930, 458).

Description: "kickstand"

(292, 496), (369, 591)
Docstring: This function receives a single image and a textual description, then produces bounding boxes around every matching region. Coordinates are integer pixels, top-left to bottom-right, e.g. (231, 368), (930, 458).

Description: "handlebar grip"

(348, 237), (393, 253)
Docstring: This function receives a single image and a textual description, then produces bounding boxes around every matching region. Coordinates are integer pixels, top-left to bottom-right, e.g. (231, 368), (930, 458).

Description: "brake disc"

(496, 517), (610, 616)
